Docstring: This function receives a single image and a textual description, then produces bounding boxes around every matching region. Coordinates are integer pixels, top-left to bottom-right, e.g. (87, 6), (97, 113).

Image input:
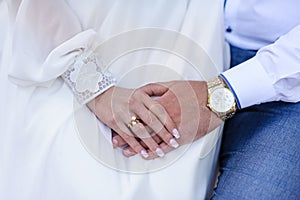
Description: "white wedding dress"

(0, 0), (228, 199)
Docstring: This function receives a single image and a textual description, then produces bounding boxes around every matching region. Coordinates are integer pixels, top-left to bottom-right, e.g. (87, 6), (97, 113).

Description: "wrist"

(188, 81), (208, 106)
(87, 86), (116, 113)
(206, 76), (237, 120)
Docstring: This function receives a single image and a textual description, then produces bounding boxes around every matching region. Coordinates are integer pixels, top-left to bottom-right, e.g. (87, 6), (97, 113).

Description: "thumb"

(140, 82), (169, 96)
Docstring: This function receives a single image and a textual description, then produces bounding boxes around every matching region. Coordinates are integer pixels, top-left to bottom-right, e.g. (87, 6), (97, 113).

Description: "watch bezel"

(207, 76), (237, 120)
(209, 87), (236, 113)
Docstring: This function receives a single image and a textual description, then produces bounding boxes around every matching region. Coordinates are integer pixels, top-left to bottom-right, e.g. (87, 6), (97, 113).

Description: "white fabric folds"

(1, 0), (228, 199)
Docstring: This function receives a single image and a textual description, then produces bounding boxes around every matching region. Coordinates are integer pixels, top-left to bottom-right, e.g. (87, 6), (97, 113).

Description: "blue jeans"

(212, 45), (300, 199)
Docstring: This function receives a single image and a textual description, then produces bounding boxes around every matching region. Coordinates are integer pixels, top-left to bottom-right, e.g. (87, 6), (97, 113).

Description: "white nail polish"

(156, 148), (165, 157)
(124, 149), (132, 156)
(169, 139), (179, 148)
(140, 150), (149, 158)
(112, 138), (118, 146)
(172, 128), (180, 139)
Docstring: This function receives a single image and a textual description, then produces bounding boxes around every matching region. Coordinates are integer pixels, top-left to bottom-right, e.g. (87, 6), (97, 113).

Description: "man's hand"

(113, 81), (222, 158)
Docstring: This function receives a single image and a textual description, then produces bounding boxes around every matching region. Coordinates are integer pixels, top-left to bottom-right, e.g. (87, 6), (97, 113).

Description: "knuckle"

(150, 103), (166, 116)
(146, 83), (154, 87)
(141, 83), (154, 90)
(128, 96), (137, 106)
(140, 112), (152, 125)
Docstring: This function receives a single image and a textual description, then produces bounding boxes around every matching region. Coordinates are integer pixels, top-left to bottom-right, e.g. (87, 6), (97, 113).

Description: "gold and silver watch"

(207, 76), (237, 121)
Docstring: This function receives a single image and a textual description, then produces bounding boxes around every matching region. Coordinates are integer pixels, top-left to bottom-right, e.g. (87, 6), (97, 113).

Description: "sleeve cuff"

(61, 53), (116, 104)
(221, 57), (277, 108)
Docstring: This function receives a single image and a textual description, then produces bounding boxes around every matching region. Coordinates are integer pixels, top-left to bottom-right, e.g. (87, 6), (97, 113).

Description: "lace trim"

(62, 53), (116, 104)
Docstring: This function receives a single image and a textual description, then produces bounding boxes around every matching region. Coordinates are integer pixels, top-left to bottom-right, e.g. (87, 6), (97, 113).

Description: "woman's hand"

(87, 86), (180, 159)
(112, 81), (222, 158)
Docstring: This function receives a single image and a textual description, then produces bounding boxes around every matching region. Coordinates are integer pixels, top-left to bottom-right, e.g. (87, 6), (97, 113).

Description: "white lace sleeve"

(61, 52), (116, 104)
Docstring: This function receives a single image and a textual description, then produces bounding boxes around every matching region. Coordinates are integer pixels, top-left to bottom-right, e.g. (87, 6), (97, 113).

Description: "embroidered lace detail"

(62, 53), (116, 104)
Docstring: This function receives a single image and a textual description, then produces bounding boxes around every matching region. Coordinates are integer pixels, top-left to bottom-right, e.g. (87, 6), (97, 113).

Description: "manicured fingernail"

(169, 139), (179, 148)
(172, 128), (180, 139)
(156, 148), (165, 157)
(112, 138), (118, 147)
(123, 149), (135, 156)
(140, 150), (149, 158)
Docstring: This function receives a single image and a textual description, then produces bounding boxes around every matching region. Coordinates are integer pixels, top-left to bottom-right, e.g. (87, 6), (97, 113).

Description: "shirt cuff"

(221, 57), (277, 109)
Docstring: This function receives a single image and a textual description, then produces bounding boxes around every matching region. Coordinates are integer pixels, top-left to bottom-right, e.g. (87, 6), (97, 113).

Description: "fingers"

(108, 85), (180, 159)
(140, 82), (169, 97)
(139, 83), (181, 139)
(112, 135), (127, 148)
(113, 129), (177, 160)
(133, 102), (179, 149)
(122, 141), (177, 160)
(129, 121), (165, 157)
(113, 125), (150, 159)
(112, 134), (162, 148)
(113, 132), (177, 161)
(146, 98), (180, 139)
(114, 116), (166, 158)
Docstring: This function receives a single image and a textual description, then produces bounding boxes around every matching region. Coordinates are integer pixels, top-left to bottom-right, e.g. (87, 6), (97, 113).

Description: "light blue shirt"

(222, 0), (300, 108)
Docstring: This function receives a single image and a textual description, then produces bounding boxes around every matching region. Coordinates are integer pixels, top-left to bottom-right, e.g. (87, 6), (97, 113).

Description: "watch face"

(210, 87), (235, 113)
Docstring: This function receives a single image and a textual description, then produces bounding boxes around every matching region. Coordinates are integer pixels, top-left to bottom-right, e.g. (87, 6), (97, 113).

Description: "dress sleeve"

(222, 24), (300, 108)
(8, 0), (115, 104)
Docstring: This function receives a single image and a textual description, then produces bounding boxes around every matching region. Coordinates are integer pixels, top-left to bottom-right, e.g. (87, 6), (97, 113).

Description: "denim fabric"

(229, 45), (257, 67)
(212, 45), (300, 200)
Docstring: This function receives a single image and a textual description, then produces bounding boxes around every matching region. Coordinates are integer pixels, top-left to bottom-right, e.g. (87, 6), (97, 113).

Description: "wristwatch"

(207, 76), (237, 120)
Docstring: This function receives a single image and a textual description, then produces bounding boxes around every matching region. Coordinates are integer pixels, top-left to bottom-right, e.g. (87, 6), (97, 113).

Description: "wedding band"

(128, 116), (141, 128)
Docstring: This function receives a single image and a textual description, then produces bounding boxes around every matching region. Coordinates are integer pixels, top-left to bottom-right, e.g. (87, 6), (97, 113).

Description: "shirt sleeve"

(222, 24), (300, 109)
(7, 0), (115, 104)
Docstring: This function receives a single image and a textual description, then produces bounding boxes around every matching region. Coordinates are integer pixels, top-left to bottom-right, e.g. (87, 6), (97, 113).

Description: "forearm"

(222, 24), (300, 108)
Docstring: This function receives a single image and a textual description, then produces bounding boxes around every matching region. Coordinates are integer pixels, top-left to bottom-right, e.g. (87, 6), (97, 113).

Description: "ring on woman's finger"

(127, 116), (141, 128)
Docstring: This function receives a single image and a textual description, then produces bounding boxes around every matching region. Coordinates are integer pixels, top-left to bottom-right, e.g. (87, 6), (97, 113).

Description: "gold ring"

(128, 116), (141, 128)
